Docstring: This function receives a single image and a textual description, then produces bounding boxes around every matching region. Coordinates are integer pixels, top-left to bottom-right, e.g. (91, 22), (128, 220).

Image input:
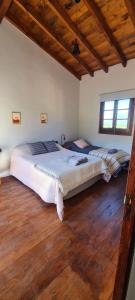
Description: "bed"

(64, 139), (130, 177)
(10, 142), (110, 221)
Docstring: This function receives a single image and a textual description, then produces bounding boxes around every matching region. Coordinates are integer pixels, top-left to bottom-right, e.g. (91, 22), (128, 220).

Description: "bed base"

(64, 174), (101, 200)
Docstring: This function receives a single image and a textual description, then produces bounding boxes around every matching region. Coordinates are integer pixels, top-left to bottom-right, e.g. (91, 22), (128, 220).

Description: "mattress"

(10, 147), (109, 221)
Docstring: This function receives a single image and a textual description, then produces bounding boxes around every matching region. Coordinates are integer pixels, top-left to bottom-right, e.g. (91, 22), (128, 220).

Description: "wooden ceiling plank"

(124, 0), (135, 30)
(47, 0), (108, 72)
(0, 0), (13, 23)
(13, 0), (93, 77)
(83, 0), (127, 67)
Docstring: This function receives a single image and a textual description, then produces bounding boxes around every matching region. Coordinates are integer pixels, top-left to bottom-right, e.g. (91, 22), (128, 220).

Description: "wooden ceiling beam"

(47, 0), (108, 73)
(83, 0), (127, 67)
(13, 0), (93, 77)
(124, 0), (135, 30)
(0, 0), (13, 23)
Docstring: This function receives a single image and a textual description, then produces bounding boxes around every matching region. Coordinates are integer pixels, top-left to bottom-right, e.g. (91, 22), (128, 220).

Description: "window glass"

(103, 120), (113, 128)
(118, 99), (130, 109)
(104, 101), (114, 110)
(116, 120), (128, 129)
(117, 110), (129, 119)
(104, 110), (114, 119)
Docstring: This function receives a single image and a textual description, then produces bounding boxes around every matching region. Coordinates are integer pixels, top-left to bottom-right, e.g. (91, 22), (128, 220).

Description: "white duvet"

(10, 148), (110, 221)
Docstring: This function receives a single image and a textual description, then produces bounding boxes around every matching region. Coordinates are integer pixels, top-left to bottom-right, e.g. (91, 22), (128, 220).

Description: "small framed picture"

(40, 113), (48, 124)
(12, 112), (21, 125)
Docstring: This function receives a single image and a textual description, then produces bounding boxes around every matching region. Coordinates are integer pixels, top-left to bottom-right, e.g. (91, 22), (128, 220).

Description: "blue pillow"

(108, 149), (118, 154)
(44, 141), (59, 153)
(64, 141), (86, 153)
(27, 142), (47, 155)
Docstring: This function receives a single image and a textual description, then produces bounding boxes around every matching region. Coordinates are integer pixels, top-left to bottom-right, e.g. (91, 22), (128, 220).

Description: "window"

(99, 98), (134, 136)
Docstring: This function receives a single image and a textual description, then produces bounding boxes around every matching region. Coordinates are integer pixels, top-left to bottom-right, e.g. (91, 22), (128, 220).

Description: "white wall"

(0, 20), (79, 175)
(79, 61), (135, 153)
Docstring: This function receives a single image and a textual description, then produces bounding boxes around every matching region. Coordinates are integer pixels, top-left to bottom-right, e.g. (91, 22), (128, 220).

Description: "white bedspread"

(10, 148), (110, 221)
(34, 149), (109, 194)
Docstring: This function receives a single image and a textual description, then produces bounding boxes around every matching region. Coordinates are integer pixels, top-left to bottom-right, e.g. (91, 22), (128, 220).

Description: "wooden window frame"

(99, 98), (134, 136)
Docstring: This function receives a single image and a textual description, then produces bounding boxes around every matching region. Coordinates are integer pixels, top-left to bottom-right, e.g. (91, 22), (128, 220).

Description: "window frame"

(99, 98), (134, 136)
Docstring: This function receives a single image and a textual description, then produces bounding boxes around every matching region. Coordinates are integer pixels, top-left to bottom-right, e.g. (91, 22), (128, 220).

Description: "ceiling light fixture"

(71, 2), (80, 56)
(64, 0), (81, 10)
(71, 39), (80, 56)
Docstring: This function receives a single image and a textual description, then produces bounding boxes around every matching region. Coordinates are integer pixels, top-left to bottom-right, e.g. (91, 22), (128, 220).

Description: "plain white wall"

(0, 20), (79, 175)
(79, 61), (135, 153)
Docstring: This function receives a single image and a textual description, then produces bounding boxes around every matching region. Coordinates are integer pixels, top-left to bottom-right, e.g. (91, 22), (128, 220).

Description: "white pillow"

(57, 143), (64, 150)
(74, 139), (89, 149)
(12, 144), (32, 156)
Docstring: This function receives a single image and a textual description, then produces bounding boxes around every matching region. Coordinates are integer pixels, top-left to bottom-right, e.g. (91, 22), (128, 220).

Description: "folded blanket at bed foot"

(89, 148), (130, 176)
(68, 155), (88, 166)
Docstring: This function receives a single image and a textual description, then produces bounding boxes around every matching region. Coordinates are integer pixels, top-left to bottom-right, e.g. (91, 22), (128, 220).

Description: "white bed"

(10, 145), (110, 221)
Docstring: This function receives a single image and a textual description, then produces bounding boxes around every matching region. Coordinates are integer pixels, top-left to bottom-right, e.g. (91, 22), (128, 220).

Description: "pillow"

(57, 144), (63, 150)
(44, 141), (59, 153)
(63, 141), (73, 149)
(74, 139), (89, 149)
(108, 149), (118, 154)
(12, 144), (32, 156)
(27, 142), (47, 155)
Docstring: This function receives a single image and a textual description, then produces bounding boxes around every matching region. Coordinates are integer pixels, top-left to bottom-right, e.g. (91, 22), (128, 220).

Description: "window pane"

(118, 99), (130, 109)
(104, 110), (114, 119)
(117, 109), (129, 119)
(116, 120), (128, 129)
(103, 120), (113, 128)
(104, 101), (114, 110)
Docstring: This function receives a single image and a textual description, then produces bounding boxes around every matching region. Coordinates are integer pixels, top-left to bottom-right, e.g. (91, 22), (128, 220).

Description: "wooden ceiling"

(0, 0), (135, 80)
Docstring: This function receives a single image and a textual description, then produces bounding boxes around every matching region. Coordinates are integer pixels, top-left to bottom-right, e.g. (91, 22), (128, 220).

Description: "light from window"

(103, 101), (114, 129)
(99, 98), (134, 136)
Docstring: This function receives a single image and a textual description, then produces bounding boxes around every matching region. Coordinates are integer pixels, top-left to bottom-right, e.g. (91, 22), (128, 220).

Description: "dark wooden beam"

(0, 0), (13, 23)
(47, 0), (108, 73)
(6, 17), (81, 80)
(83, 0), (127, 67)
(14, 0), (93, 77)
(124, 0), (135, 30)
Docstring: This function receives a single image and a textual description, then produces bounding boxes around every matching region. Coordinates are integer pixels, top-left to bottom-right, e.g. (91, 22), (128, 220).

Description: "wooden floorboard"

(0, 173), (127, 300)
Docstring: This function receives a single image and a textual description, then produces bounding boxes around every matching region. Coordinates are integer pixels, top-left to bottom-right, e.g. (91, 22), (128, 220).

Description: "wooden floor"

(0, 173), (127, 300)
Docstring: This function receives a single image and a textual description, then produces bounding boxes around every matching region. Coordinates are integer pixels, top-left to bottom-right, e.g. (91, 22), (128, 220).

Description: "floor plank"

(0, 173), (127, 300)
